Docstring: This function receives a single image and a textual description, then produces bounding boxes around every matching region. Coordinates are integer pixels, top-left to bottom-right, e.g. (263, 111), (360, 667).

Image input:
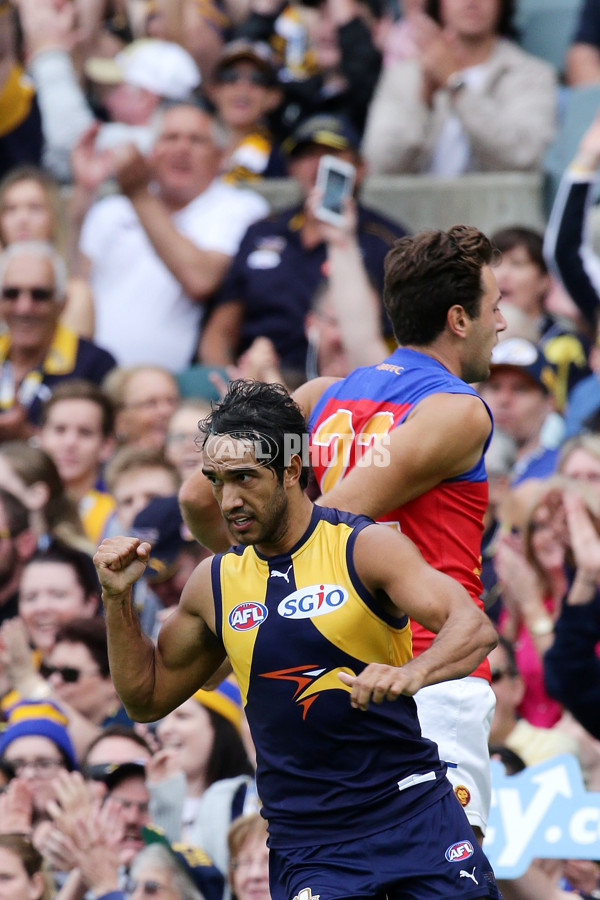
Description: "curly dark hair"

(199, 379), (310, 490)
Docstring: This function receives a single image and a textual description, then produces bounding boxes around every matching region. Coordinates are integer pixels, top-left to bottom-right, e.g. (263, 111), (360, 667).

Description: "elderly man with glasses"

(0, 239), (116, 441)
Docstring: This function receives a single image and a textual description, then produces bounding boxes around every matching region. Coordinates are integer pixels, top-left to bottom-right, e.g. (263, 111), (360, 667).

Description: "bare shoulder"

(407, 391), (492, 441)
(351, 522), (428, 597)
(354, 522), (422, 563)
(353, 522), (422, 579)
(179, 556), (217, 626)
(293, 377), (339, 418)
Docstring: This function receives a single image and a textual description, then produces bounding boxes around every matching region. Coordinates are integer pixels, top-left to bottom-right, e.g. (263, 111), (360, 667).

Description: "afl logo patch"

(278, 584), (348, 619)
(445, 840), (474, 863)
(454, 784), (471, 807)
(229, 602), (268, 631)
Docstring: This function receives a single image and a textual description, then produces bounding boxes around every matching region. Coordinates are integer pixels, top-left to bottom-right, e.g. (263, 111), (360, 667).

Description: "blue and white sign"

(484, 754), (600, 878)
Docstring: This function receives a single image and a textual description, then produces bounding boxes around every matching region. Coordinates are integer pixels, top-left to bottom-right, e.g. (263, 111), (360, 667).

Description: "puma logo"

(460, 868), (478, 885)
(271, 565), (292, 583)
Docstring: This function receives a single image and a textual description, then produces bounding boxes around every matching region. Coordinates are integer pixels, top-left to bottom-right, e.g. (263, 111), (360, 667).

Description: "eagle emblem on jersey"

(293, 890), (320, 900)
(261, 663), (353, 719)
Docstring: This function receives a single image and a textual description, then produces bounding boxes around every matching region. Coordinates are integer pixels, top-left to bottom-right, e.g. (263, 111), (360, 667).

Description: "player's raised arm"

(179, 467), (232, 553)
(292, 376), (339, 419)
(94, 537), (225, 722)
(341, 524), (497, 709)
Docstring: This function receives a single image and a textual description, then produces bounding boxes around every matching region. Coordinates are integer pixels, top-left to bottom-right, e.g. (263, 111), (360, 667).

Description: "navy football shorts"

(269, 789), (501, 900)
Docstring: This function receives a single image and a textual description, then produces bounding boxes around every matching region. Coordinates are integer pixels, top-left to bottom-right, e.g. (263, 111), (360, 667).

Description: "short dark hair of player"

(199, 379), (310, 490)
(491, 226), (547, 275)
(40, 378), (116, 438)
(54, 616), (110, 678)
(383, 225), (496, 346)
(425, 0), (516, 38)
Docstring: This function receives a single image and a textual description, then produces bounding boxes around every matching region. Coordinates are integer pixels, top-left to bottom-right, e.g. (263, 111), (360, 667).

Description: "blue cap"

(0, 699), (78, 770)
(132, 495), (194, 580)
(142, 825), (225, 900)
(283, 114), (361, 157)
(490, 338), (556, 395)
(215, 39), (279, 81)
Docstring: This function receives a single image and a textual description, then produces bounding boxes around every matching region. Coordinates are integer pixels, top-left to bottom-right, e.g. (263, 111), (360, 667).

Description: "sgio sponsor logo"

(445, 841), (474, 863)
(229, 602), (268, 631)
(278, 584), (348, 619)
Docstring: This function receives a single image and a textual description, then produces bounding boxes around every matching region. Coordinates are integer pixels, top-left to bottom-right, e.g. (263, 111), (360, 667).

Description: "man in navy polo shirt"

(199, 113), (408, 388)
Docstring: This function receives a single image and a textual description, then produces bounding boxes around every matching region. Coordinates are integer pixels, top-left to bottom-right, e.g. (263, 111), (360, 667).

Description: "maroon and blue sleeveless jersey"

(211, 505), (449, 848)
(308, 347), (493, 679)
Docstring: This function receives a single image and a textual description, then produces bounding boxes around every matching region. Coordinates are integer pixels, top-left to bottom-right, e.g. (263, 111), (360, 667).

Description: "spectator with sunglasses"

(0, 241), (116, 441)
(0, 546), (105, 757)
(232, 0), (384, 141)
(39, 617), (132, 749)
(44, 618), (127, 728)
(487, 634), (580, 768)
(206, 40), (286, 184)
(82, 725), (153, 777)
(45, 808), (223, 900)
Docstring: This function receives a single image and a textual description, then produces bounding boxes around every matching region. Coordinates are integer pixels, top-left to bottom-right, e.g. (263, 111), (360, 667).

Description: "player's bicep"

(404, 393), (492, 479)
(321, 393), (491, 516)
(353, 525), (470, 633)
(179, 468), (232, 553)
(154, 560), (226, 701)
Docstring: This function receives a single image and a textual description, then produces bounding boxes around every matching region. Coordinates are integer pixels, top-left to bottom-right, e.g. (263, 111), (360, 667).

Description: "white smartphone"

(315, 154), (356, 226)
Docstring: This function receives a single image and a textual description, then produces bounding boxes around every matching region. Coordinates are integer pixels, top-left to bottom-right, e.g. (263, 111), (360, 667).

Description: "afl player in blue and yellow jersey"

(176, 226), (506, 845)
(95, 380), (500, 900)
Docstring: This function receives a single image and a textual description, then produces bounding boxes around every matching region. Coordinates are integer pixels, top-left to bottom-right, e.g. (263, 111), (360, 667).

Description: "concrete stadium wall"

(250, 172), (547, 237)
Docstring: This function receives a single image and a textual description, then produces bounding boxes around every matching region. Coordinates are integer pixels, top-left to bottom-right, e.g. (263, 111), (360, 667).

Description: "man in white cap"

(17, 0), (201, 180)
(83, 39), (203, 154)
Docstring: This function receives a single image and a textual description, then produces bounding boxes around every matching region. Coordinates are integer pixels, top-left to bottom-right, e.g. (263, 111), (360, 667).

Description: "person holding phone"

(199, 113), (408, 388)
(314, 154), (356, 224)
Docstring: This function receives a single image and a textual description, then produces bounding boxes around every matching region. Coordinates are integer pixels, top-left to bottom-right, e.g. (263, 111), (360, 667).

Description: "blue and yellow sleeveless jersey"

(211, 505), (448, 848)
